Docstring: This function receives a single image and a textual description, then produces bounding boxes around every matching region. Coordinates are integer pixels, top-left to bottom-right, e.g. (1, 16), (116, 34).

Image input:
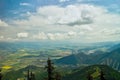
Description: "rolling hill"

(62, 65), (120, 80)
(2, 65), (120, 80)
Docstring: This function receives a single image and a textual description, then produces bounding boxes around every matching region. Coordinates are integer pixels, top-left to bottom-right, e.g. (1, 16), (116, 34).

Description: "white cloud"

(17, 32), (28, 38)
(38, 4), (107, 26)
(32, 31), (77, 40)
(20, 3), (31, 6)
(0, 36), (4, 39)
(13, 4), (106, 27)
(75, 25), (93, 31)
(33, 32), (48, 40)
(59, 0), (70, 2)
(68, 31), (77, 37)
(0, 20), (8, 27)
(4, 4), (120, 42)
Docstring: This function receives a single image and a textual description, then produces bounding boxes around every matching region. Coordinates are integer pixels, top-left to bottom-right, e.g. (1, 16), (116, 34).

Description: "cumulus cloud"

(59, 0), (70, 2)
(38, 4), (104, 26)
(17, 32), (28, 38)
(32, 31), (77, 40)
(0, 36), (4, 39)
(20, 3), (31, 6)
(0, 20), (8, 27)
(3, 4), (120, 42)
(33, 32), (48, 40)
(13, 4), (106, 27)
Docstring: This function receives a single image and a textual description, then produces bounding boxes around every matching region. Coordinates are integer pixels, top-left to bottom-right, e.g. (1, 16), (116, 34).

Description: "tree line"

(0, 58), (106, 80)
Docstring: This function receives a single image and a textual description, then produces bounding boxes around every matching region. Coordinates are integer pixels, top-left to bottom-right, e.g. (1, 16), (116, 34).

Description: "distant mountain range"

(55, 43), (120, 71)
(55, 51), (105, 65)
(0, 41), (119, 51)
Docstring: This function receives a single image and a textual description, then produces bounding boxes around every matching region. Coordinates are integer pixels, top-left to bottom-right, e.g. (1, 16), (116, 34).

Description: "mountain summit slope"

(62, 65), (120, 80)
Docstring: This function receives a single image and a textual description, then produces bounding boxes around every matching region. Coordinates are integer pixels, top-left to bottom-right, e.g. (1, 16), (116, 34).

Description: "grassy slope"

(62, 65), (120, 80)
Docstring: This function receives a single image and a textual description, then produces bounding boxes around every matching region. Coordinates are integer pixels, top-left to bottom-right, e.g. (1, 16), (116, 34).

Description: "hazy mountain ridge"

(55, 43), (120, 71)
(0, 42), (120, 80)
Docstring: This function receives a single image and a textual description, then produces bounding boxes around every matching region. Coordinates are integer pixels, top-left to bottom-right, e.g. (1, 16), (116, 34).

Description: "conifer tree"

(87, 73), (93, 80)
(55, 72), (61, 80)
(100, 71), (106, 80)
(45, 58), (54, 80)
(30, 72), (36, 80)
(0, 69), (2, 80)
(27, 69), (30, 80)
(26, 69), (36, 80)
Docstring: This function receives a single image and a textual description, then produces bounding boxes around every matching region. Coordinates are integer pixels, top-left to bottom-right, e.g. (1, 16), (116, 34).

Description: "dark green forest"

(0, 58), (120, 80)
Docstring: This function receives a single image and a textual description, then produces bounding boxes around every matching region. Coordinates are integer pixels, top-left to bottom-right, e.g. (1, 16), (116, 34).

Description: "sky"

(0, 0), (120, 42)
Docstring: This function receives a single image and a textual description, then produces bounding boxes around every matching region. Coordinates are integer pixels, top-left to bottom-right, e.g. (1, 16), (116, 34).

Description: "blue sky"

(0, 0), (120, 42)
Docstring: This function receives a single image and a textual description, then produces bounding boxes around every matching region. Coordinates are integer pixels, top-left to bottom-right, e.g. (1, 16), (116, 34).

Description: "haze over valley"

(0, 0), (120, 80)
